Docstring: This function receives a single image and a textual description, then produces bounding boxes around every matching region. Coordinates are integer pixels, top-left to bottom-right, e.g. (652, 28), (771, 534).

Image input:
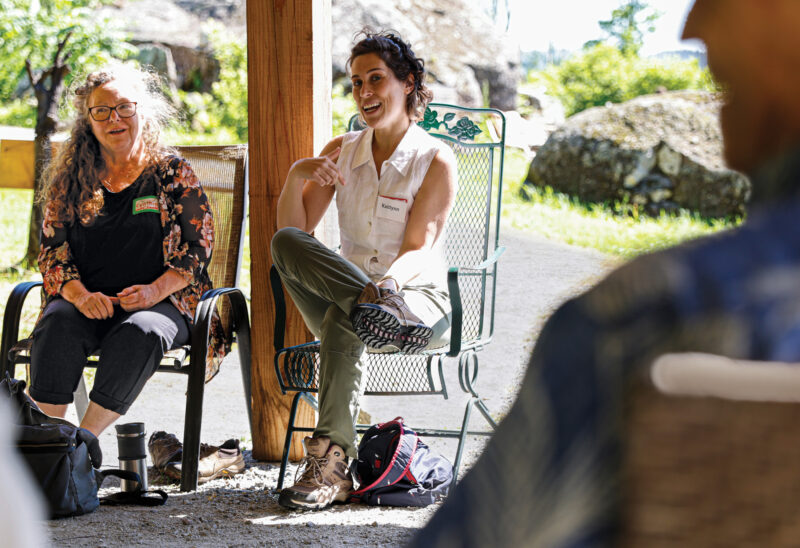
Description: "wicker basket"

(621, 379), (800, 546)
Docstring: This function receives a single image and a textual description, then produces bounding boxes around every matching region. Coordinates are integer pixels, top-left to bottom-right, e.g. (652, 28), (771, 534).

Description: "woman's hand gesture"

(118, 284), (162, 312)
(74, 292), (115, 320)
(290, 147), (345, 187)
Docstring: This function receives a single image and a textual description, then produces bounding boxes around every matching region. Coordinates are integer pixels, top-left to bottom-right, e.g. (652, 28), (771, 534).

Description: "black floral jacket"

(38, 155), (227, 381)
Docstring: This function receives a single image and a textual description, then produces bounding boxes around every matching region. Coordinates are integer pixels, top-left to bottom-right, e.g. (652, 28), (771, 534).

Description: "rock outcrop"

(101, 0), (519, 109)
(524, 91), (751, 217)
(331, 0), (520, 109)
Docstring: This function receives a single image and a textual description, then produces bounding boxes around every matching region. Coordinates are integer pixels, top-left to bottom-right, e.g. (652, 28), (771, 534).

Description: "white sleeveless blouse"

(335, 123), (455, 287)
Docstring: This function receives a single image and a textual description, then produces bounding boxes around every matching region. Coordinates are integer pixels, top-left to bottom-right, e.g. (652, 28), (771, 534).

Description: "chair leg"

(73, 375), (89, 421)
(453, 397), (475, 479)
(278, 392), (303, 491)
(180, 365), (206, 492)
(238, 341), (253, 435)
(452, 396), (497, 481)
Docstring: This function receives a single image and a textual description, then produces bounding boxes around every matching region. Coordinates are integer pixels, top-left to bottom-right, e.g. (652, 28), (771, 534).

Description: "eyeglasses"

(88, 102), (137, 122)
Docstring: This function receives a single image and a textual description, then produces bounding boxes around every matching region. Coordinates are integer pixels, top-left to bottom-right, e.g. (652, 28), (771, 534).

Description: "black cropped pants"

(29, 298), (189, 415)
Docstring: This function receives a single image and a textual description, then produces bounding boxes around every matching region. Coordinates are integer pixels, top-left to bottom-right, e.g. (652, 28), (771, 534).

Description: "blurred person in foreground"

(29, 63), (224, 437)
(0, 399), (48, 547)
(412, 1), (800, 545)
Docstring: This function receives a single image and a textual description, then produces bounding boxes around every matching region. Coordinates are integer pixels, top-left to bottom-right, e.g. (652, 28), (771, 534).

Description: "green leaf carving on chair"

(418, 108), (481, 141)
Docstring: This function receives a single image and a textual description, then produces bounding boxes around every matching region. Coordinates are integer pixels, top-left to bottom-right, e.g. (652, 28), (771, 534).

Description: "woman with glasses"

(28, 64), (222, 437)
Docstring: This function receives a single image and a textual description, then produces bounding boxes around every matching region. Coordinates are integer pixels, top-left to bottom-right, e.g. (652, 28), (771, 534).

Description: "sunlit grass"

(0, 188), (40, 342)
(499, 148), (740, 258)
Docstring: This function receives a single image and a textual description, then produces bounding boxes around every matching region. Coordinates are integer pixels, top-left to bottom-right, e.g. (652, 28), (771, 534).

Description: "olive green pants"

(271, 227), (451, 457)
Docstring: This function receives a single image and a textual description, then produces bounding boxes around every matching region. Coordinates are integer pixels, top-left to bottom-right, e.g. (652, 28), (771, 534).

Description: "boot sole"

(351, 305), (432, 353)
(278, 488), (349, 511)
(164, 460), (245, 483)
(197, 462), (246, 484)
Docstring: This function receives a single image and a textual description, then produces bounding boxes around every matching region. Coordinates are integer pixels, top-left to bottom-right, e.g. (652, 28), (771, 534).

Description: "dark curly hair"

(347, 30), (433, 121)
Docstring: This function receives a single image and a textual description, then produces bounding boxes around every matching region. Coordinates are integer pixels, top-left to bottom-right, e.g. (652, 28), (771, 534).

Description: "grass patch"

(0, 188), (40, 342)
(499, 148), (740, 258)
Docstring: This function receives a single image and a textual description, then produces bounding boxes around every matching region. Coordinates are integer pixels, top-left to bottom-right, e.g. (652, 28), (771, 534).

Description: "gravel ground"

(39, 226), (614, 547)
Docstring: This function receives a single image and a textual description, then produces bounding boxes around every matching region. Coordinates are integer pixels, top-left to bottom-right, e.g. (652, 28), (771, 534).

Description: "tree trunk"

(24, 135), (51, 267)
(22, 34), (71, 268)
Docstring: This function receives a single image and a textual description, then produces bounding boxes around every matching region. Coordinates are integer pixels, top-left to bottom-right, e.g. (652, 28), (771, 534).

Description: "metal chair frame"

(0, 145), (252, 492)
(271, 104), (506, 489)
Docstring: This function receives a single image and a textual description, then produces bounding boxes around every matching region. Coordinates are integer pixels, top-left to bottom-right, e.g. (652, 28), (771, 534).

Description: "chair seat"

(9, 338), (190, 371)
(274, 341), (445, 395)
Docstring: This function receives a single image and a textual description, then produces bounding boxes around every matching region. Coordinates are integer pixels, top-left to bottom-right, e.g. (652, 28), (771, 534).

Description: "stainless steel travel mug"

(115, 422), (148, 492)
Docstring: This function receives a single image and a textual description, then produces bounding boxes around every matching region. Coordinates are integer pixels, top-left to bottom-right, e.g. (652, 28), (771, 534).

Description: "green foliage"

(535, 43), (715, 117)
(0, 0), (134, 106)
(206, 22), (247, 142)
(162, 22), (247, 145)
(0, 97), (37, 126)
(585, 0), (661, 56)
(332, 83), (357, 136)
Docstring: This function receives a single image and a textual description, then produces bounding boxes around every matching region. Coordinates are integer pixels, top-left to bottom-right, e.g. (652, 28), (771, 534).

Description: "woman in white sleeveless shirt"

(272, 31), (457, 511)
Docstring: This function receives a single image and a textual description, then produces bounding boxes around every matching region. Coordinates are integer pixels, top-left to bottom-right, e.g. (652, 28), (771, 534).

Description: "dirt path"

(46, 226), (616, 547)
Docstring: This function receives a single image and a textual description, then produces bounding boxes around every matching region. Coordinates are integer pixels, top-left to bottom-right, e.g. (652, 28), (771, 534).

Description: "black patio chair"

(271, 104), (506, 489)
(0, 144), (252, 492)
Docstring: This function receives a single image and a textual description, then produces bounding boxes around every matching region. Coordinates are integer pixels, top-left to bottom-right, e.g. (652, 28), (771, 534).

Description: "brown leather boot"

(278, 436), (353, 510)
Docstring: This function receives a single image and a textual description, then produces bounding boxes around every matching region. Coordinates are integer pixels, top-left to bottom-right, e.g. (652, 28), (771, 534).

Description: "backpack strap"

(95, 469), (168, 507)
(350, 421), (419, 500)
(76, 427), (103, 468)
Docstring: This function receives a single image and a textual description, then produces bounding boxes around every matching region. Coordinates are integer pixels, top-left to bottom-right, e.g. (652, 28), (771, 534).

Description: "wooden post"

(247, 0), (332, 461)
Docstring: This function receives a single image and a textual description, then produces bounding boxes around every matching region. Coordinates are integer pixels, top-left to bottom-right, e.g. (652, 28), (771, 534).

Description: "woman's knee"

(110, 311), (179, 353)
(35, 299), (87, 334)
(271, 226), (306, 268)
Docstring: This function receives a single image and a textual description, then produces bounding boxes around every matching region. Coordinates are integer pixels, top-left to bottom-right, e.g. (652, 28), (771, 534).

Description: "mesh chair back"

(174, 145), (248, 330)
(349, 104), (505, 348)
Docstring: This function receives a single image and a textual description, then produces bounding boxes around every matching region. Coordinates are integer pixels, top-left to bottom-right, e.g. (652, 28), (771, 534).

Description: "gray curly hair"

(41, 62), (176, 225)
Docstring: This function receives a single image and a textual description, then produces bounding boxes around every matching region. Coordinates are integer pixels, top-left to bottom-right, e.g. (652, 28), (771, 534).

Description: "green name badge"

(132, 196), (159, 215)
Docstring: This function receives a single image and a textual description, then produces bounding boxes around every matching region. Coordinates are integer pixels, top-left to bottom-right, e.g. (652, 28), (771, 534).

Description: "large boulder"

(331, 0), (520, 110)
(525, 91), (751, 217)
(98, 1), (222, 92)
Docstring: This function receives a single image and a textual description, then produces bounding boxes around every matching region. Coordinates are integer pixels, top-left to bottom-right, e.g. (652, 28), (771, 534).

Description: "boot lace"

(375, 291), (409, 321)
(294, 454), (330, 487)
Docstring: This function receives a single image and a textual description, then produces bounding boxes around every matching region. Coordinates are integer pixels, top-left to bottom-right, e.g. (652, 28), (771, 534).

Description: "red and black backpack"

(349, 417), (453, 506)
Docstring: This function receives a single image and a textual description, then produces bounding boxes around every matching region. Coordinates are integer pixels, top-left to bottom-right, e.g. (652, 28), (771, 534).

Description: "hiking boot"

(148, 431), (182, 470)
(351, 282), (432, 353)
(278, 436), (353, 510)
(164, 439), (245, 484)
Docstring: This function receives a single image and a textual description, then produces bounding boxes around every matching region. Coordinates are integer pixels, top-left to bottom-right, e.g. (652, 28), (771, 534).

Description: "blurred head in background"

(683, 0), (800, 174)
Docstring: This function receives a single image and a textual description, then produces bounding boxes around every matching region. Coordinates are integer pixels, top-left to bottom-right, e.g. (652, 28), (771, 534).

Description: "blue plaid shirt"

(412, 147), (800, 547)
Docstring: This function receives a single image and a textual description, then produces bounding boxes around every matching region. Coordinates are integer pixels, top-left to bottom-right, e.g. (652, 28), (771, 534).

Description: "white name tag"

(376, 195), (408, 223)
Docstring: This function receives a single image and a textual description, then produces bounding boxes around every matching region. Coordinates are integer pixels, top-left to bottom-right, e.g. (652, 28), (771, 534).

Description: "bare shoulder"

(424, 146), (457, 189)
(320, 135), (346, 156)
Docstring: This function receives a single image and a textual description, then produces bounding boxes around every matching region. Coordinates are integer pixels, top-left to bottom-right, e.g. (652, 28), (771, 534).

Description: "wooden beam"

(247, 0), (332, 461)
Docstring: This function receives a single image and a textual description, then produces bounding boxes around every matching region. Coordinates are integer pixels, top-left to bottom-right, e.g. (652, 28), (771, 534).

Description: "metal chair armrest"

(269, 265), (287, 353)
(190, 287), (250, 375)
(446, 246), (506, 357)
(188, 286), (252, 426)
(1, 281), (43, 376)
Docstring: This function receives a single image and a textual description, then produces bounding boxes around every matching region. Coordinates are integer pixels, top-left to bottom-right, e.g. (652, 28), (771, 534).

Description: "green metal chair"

(0, 145), (252, 492)
(271, 104), (506, 489)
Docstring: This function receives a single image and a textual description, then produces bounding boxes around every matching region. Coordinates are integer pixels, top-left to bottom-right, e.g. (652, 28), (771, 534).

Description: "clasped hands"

(74, 284), (162, 320)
